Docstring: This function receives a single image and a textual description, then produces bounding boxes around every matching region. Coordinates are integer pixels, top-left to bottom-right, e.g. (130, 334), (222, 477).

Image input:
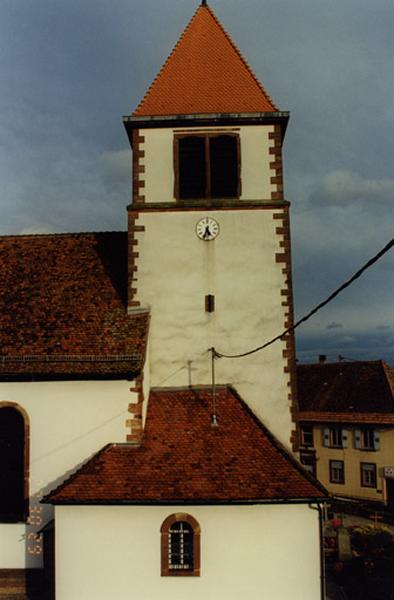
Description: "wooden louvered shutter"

(354, 429), (361, 449)
(342, 429), (348, 448)
(323, 428), (330, 447)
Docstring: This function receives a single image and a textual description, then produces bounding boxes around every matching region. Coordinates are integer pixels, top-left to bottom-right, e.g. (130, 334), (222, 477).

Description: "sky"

(0, 0), (393, 366)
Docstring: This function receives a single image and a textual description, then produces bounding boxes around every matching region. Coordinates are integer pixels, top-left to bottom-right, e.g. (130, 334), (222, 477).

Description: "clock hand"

(203, 226), (211, 239)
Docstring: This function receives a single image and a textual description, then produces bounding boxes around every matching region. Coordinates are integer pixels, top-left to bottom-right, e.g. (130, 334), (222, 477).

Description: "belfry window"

(0, 406), (28, 522)
(161, 513), (201, 576)
(175, 133), (240, 200)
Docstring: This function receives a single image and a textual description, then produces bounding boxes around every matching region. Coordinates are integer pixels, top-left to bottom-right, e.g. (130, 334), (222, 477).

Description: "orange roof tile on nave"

(133, 3), (278, 117)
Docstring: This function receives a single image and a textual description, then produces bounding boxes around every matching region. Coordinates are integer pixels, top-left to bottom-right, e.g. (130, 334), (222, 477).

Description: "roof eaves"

(46, 497), (329, 506)
(298, 411), (394, 425)
(124, 111), (289, 124)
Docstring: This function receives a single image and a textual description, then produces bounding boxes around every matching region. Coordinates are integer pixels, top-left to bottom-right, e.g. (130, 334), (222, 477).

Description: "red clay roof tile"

(46, 386), (325, 503)
(133, 5), (278, 117)
(0, 232), (149, 377)
(297, 361), (394, 416)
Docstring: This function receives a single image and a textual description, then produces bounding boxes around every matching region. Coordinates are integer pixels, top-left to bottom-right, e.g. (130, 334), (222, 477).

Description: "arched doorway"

(0, 405), (28, 522)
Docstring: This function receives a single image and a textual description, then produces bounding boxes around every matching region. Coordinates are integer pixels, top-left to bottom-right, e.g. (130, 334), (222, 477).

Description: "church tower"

(123, 2), (297, 450)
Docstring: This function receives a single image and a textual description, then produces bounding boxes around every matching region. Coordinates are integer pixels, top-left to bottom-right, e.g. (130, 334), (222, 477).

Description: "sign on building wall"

(383, 467), (394, 479)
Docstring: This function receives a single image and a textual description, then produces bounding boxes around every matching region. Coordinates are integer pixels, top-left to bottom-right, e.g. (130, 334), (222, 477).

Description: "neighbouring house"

(0, 3), (327, 599)
(298, 359), (394, 507)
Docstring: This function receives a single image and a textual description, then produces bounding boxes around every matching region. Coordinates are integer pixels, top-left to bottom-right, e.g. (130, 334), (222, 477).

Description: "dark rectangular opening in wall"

(210, 135), (238, 198)
(205, 294), (215, 313)
(178, 137), (206, 199)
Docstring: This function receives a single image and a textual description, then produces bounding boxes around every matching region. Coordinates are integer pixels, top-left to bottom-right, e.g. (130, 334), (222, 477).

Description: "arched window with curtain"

(160, 513), (201, 577)
(0, 404), (28, 522)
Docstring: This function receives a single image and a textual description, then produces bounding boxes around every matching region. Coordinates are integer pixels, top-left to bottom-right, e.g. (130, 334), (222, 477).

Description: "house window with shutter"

(360, 462), (377, 488)
(300, 425), (314, 448)
(161, 513), (201, 577)
(354, 428), (380, 451)
(329, 460), (345, 484)
(323, 427), (348, 449)
(300, 450), (316, 477)
(174, 133), (240, 200)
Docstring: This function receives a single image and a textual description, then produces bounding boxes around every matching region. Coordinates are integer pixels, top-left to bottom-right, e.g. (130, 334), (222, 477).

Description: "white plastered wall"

(0, 380), (137, 568)
(141, 125), (276, 203)
(134, 208), (292, 449)
(55, 504), (321, 600)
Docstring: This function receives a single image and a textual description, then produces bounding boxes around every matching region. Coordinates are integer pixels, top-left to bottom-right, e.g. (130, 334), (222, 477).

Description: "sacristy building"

(0, 3), (326, 600)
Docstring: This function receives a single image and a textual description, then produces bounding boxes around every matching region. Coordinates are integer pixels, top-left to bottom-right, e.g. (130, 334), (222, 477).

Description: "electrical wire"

(214, 238), (394, 360)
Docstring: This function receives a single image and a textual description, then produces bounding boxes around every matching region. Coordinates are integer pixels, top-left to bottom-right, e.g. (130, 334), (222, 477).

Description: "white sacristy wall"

(134, 208), (293, 449)
(55, 504), (321, 600)
(141, 125), (277, 203)
(0, 380), (138, 569)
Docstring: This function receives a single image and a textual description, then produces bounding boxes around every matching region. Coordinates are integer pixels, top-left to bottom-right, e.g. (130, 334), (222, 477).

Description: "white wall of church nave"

(55, 504), (321, 600)
(0, 380), (137, 568)
(141, 125), (276, 203)
(134, 209), (292, 448)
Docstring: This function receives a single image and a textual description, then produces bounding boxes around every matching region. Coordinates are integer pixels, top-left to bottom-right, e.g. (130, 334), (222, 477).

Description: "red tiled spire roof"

(133, 4), (278, 117)
(45, 387), (325, 504)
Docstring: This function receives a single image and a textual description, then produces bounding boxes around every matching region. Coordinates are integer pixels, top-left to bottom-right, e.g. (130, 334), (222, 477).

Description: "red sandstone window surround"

(174, 133), (241, 200)
(160, 513), (201, 577)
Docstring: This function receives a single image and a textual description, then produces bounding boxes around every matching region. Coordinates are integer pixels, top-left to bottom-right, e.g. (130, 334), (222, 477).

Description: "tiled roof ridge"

(0, 230), (126, 240)
(226, 386), (327, 495)
(132, 4), (278, 116)
(132, 5), (200, 116)
(297, 359), (383, 368)
(42, 444), (115, 504)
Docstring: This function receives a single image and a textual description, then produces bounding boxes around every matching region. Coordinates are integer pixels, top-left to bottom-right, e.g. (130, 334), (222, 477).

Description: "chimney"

(318, 354), (327, 364)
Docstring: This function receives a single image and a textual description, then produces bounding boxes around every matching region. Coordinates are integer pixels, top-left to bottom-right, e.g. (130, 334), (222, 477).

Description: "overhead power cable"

(213, 238), (394, 360)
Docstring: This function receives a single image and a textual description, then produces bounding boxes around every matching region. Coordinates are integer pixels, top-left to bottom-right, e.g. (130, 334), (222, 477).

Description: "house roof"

(297, 361), (394, 424)
(45, 386), (326, 504)
(132, 4), (278, 117)
(0, 232), (149, 378)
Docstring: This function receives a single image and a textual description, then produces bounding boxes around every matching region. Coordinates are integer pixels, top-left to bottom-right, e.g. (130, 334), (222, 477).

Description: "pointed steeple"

(133, 4), (278, 117)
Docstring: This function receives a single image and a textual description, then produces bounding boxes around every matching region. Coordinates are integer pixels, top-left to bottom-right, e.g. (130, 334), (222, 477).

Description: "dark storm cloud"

(327, 322), (343, 330)
(0, 0), (393, 362)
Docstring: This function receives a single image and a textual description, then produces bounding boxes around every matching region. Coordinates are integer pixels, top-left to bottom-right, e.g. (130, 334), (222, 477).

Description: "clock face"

(196, 217), (219, 241)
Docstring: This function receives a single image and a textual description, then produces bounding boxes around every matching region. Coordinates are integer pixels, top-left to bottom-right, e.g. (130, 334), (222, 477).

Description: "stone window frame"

(300, 449), (317, 477)
(0, 402), (30, 522)
(173, 132), (241, 201)
(160, 513), (201, 577)
(360, 462), (377, 488)
(329, 459), (345, 485)
(300, 424), (314, 448)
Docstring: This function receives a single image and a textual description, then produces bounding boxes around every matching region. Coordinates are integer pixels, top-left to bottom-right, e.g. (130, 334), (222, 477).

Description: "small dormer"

(123, 2), (289, 208)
